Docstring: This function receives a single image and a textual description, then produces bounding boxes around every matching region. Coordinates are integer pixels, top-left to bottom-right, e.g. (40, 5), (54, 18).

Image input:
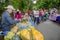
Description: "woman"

(14, 10), (22, 21)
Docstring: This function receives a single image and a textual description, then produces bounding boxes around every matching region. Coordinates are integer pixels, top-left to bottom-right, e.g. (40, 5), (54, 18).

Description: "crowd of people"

(1, 5), (45, 40)
(14, 8), (50, 24)
(1, 5), (60, 36)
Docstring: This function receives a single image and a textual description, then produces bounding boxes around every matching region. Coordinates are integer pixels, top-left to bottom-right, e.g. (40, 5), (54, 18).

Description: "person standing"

(1, 5), (18, 35)
(44, 9), (49, 20)
(40, 9), (45, 21)
(27, 10), (31, 16)
(33, 9), (40, 25)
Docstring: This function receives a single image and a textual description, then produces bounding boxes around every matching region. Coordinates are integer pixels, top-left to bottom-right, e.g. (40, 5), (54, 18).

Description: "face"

(8, 8), (13, 13)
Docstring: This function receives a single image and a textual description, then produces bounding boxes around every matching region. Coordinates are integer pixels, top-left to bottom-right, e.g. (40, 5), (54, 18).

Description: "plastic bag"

(4, 32), (15, 40)
(19, 27), (44, 40)
(20, 29), (31, 40)
(16, 21), (33, 30)
(11, 26), (18, 33)
(31, 28), (44, 40)
(4, 26), (19, 40)
(12, 35), (21, 40)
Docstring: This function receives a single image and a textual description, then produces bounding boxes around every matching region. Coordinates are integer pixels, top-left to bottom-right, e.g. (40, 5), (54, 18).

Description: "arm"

(6, 14), (18, 25)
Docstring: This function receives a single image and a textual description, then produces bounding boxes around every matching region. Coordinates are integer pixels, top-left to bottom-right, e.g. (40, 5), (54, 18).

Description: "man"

(1, 5), (18, 35)
(33, 9), (40, 25)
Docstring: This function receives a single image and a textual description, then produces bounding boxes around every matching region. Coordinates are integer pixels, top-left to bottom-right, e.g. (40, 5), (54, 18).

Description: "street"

(36, 20), (60, 40)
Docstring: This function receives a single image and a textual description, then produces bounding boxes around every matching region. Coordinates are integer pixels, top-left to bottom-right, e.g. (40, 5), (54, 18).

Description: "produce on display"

(4, 21), (44, 40)
(4, 26), (19, 40)
(17, 27), (44, 40)
(19, 29), (31, 40)
(16, 21), (32, 30)
(11, 26), (19, 33)
(4, 32), (15, 40)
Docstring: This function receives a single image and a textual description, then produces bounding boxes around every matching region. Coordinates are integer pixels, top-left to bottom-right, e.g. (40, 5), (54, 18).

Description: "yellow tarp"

(20, 29), (31, 40)
(19, 27), (44, 40)
(31, 28), (44, 40)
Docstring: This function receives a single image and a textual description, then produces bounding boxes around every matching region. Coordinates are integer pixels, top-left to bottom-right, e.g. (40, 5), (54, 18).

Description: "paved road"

(35, 20), (60, 40)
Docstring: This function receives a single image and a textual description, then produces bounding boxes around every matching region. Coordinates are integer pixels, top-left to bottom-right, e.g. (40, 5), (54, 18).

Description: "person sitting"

(1, 5), (18, 35)
(14, 9), (22, 21)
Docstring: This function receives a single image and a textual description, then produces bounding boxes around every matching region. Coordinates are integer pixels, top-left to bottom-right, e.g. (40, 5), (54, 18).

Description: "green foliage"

(0, 0), (10, 16)
(12, 0), (30, 12)
(0, 0), (60, 13)
(36, 0), (60, 9)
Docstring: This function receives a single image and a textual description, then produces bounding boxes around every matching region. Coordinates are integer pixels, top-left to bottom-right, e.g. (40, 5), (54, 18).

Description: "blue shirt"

(1, 11), (17, 31)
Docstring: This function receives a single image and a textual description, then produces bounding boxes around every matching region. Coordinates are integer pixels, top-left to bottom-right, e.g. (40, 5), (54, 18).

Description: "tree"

(0, 0), (60, 14)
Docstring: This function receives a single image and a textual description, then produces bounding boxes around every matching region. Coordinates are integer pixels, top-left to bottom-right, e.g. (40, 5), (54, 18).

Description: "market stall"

(4, 15), (44, 40)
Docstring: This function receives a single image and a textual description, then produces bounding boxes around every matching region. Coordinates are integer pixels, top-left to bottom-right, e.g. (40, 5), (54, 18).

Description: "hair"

(16, 11), (19, 14)
(52, 13), (54, 14)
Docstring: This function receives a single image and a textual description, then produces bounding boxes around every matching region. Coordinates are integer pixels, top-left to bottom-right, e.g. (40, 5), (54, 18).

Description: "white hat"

(5, 5), (15, 10)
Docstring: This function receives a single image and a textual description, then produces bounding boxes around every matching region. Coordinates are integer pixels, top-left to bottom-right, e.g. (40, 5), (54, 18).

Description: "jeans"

(34, 17), (40, 25)
(41, 15), (45, 21)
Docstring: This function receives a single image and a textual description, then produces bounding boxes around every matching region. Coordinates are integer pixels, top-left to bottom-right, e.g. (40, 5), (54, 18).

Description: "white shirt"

(33, 10), (39, 17)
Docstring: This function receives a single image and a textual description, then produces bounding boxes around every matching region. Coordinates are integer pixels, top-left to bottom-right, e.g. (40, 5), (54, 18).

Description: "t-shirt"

(14, 12), (22, 19)
(27, 10), (30, 15)
(40, 10), (45, 15)
(33, 10), (39, 17)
